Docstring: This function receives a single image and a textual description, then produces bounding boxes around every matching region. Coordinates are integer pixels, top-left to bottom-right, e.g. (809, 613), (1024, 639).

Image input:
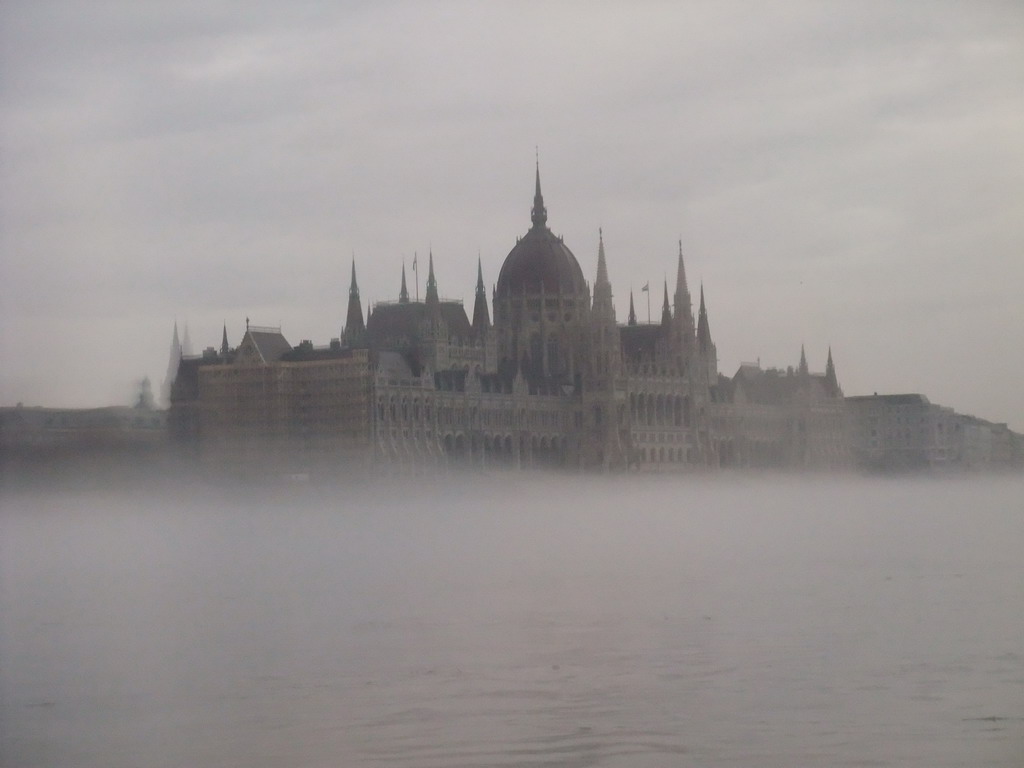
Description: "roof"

(366, 300), (472, 344)
(733, 367), (801, 405)
(245, 328), (292, 363)
(619, 323), (665, 363)
(280, 343), (360, 363)
(846, 393), (931, 406)
(171, 357), (202, 401)
(496, 225), (587, 298)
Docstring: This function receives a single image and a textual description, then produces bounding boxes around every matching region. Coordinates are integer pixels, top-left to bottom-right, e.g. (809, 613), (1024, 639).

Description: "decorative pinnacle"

(531, 153), (547, 229)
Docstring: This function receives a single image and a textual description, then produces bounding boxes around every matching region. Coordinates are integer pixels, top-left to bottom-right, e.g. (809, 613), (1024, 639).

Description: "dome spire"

(531, 150), (547, 229)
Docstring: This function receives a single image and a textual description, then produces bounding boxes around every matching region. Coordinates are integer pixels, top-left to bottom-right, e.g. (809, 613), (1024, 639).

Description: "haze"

(1, 2), (1022, 430)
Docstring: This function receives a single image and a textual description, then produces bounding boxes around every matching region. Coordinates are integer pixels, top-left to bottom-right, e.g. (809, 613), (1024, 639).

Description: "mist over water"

(2, 475), (1022, 767)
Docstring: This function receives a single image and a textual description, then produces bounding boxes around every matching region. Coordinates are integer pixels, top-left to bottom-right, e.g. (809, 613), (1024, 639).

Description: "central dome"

(495, 165), (587, 297)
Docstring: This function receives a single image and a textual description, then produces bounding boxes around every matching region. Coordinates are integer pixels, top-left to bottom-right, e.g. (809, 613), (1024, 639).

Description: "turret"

(424, 250), (439, 312)
(399, 261), (410, 303)
(592, 229), (614, 317)
(471, 256), (490, 337)
(824, 346), (841, 396)
(696, 284), (713, 353)
(161, 321), (182, 406)
(673, 241), (694, 330)
(661, 279), (672, 328)
(344, 259), (365, 342)
(695, 283), (718, 384)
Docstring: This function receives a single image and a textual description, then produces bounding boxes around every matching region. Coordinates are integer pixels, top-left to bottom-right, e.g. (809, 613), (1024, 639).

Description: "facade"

(1, 403), (168, 482)
(358, 166), (724, 472)
(170, 331), (372, 477)
(710, 349), (849, 469)
(167, 164), (1024, 476)
(845, 394), (1023, 471)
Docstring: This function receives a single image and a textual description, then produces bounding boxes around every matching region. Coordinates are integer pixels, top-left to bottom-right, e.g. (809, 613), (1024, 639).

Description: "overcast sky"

(2, 1), (1022, 429)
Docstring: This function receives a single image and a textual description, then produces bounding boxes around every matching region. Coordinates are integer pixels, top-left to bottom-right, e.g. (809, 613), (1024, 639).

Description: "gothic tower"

(344, 259), (365, 345)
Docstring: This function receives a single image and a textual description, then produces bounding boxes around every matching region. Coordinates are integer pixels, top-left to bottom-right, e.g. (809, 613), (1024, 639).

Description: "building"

(709, 347), (849, 469)
(166, 164), (864, 477)
(170, 329), (372, 477)
(845, 394), (1023, 472)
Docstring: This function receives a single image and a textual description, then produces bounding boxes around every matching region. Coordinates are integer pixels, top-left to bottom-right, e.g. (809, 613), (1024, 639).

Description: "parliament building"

(169, 165), (852, 476)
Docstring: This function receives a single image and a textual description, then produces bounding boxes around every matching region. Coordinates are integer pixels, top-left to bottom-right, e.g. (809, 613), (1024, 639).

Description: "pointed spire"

(824, 346), (840, 395)
(345, 258), (365, 337)
(661, 279), (672, 326)
(628, 290), (637, 326)
(697, 283), (713, 352)
(162, 321), (183, 406)
(592, 228), (614, 315)
(425, 249), (439, 308)
(399, 261), (410, 303)
(220, 322), (229, 357)
(798, 344), (809, 376)
(530, 153), (548, 229)
(673, 240), (693, 326)
(472, 255), (490, 334)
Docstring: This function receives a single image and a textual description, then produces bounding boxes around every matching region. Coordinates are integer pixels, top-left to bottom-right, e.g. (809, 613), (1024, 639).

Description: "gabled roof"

(235, 328), (292, 364)
(249, 329), (292, 362)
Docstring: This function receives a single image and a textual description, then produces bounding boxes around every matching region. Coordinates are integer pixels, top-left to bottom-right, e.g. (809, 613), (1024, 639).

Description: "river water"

(2, 475), (1022, 767)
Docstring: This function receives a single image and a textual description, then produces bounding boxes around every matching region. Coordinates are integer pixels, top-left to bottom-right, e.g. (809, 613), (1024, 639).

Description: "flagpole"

(646, 288), (650, 324)
(413, 252), (419, 302)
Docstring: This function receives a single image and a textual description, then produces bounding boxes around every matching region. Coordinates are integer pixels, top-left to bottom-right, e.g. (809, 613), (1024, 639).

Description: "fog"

(2, 475), (1023, 766)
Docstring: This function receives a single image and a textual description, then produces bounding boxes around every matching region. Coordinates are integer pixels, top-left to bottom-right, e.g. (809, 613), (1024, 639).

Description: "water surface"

(2, 475), (1022, 767)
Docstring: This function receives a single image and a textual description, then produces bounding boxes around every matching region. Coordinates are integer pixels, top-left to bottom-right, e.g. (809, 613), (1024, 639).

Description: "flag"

(641, 282), (649, 292)
(412, 252), (418, 272)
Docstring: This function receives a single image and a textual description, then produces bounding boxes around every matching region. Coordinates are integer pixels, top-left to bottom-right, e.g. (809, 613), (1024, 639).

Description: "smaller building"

(0, 403), (168, 482)
(171, 326), (373, 479)
(709, 348), (849, 470)
(844, 394), (1022, 471)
